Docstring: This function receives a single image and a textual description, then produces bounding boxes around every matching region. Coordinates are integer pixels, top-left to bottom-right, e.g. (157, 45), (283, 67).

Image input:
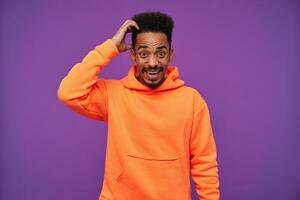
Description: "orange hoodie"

(57, 39), (219, 200)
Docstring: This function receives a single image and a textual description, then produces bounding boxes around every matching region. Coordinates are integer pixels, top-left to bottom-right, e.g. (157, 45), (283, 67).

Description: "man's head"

(130, 12), (174, 89)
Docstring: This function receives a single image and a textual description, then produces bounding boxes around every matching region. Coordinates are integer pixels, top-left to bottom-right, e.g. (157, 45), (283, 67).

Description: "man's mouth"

(143, 68), (163, 81)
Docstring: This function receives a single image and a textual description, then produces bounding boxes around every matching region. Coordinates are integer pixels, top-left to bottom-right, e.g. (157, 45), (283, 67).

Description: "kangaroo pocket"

(115, 154), (187, 200)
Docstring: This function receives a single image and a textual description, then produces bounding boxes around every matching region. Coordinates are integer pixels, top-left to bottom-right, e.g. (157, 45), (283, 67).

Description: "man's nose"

(148, 55), (158, 67)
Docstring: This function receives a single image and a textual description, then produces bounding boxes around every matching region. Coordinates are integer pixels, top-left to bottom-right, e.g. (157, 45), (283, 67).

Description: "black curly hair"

(131, 11), (174, 48)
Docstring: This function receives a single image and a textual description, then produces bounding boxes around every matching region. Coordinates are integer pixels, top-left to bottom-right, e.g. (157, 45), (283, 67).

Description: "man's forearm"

(57, 39), (119, 120)
(57, 39), (119, 102)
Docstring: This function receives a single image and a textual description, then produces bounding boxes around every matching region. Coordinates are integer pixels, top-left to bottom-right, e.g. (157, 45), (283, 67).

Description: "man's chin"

(144, 78), (165, 89)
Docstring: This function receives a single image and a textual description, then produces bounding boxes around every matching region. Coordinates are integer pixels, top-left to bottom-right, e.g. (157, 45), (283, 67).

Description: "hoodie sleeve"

(57, 39), (119, 121)
(190, 93), (220, 200)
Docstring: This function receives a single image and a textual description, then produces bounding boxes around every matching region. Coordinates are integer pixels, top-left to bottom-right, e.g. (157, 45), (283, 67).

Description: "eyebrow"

(136, 45), (168, 51)
(157, 46), (168, 50)
(137, 45), (148, 50)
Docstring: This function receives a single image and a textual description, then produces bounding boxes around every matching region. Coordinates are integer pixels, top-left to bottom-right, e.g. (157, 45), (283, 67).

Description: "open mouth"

(143, 68), (162, 81)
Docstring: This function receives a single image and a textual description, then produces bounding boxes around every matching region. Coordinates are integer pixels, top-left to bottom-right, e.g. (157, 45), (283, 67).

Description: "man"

(57, 12), (219, 200)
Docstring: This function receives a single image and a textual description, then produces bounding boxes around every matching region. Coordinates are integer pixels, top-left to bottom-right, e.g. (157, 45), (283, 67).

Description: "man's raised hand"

(111, 20), (139, 52)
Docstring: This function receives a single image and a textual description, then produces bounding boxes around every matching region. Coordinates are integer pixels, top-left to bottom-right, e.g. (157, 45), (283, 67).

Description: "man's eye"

(139, 52), (148, 58)
(157, 51), (166, 58)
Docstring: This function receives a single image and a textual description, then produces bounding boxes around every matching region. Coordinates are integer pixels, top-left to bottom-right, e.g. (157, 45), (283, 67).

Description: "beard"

(136, 65), (167, 88)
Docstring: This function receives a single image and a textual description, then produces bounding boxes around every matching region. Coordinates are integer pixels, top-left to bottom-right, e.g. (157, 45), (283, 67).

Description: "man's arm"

(57, 20), (139, 121)
(190, 94), (220, 200)
(57, 40), (118, 121)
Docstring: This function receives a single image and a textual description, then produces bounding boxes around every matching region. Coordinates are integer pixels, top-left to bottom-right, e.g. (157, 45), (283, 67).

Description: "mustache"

(142, 66), (164, 71)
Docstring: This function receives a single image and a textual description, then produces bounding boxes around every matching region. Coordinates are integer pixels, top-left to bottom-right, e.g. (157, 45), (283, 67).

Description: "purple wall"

(1, 0), (299, 199)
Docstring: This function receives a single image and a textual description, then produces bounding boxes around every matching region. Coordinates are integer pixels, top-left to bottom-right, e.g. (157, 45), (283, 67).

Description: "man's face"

(130, 32), (173, 89)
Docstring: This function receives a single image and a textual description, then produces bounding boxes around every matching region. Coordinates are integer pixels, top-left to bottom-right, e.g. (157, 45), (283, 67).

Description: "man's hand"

(111, 20), (139, 52)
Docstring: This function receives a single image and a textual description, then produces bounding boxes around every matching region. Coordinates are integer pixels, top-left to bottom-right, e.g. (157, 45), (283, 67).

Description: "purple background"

(1, 0), (300, 200)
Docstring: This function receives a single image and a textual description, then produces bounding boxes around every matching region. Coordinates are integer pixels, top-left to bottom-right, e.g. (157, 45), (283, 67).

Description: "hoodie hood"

(121, 65), (184, 93)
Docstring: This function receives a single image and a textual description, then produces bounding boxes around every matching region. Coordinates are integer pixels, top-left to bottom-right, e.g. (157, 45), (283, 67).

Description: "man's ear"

(169, 48), (174, 63)
(130, 48), (136, 63)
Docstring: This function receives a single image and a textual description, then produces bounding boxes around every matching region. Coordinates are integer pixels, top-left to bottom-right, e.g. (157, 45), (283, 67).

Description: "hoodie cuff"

(95, 39), (119, 60)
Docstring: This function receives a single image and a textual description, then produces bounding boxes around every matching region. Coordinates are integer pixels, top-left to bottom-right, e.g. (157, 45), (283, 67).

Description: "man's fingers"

(112, 20), (139, 52)
(130, 20), (139, 30)
(123, 20), (139, 29)
(121, 20), (139, 33)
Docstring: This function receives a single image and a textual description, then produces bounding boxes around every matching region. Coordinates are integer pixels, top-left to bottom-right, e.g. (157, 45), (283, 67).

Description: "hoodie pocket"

(115, 154), (188, 200)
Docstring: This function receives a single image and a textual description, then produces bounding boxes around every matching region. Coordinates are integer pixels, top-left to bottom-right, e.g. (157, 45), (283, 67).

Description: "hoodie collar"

(121, 65), (184, 93)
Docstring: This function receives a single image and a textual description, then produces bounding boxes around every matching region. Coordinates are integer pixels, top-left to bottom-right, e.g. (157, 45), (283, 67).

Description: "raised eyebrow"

(156, 46), (168, 50)
(136, 45), (168, 51)
(137, 45), (149, 51)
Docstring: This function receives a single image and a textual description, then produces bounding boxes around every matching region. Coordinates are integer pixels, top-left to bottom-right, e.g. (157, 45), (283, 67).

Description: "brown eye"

(157, 51), (166, 58)
(139, 51), (148, 58)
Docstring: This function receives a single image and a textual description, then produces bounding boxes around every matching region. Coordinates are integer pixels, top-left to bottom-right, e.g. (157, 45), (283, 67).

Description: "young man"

(57, 12), (219, 200)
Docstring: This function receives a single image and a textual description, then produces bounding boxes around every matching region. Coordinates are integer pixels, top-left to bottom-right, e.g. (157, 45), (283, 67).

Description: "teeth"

(147, 70), (159, 74)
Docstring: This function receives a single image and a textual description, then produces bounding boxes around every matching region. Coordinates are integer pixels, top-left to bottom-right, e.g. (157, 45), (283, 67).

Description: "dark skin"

(111, 20), (173, 89)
